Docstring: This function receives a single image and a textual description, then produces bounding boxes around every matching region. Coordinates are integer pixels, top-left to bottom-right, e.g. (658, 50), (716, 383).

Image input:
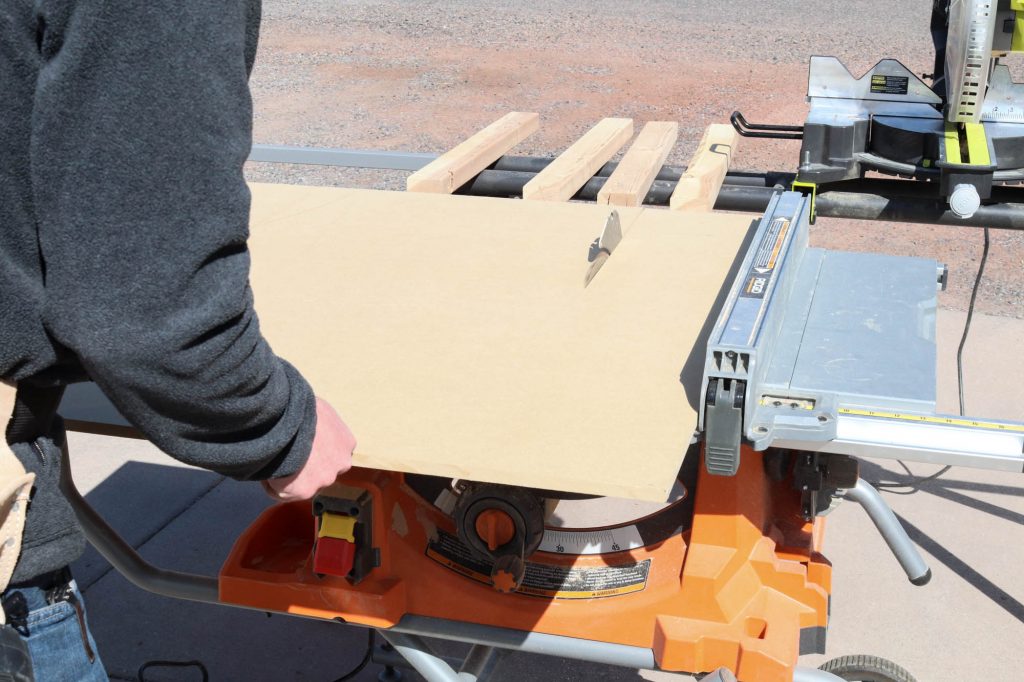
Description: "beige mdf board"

(406, 112), (540, 194)
(598, 121), (679, 207)
(670, 124), (739, 212)
(247, 183), (752, 502)
(523, 118), (634, 202)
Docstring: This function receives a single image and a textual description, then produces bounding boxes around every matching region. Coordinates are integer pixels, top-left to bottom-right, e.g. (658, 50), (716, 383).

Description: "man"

(0, 1), (355, 679)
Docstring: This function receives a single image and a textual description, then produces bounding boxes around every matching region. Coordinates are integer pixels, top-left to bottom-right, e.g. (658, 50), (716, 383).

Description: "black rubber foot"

(909, 568), (932, 586)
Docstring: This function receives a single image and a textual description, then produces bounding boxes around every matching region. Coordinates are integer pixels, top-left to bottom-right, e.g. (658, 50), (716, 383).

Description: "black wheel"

(819, 655), (917, 682)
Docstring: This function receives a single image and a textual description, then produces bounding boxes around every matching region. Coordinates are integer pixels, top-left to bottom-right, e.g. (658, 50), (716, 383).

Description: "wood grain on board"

(598, 121), (679, 207)
(670, 124), (739, 212)
(523, 118), (634, 202)
(406, 112), (540, 194)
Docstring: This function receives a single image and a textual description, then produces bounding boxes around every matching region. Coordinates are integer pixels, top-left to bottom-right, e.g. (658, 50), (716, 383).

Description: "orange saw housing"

(220, 446), (831, 682)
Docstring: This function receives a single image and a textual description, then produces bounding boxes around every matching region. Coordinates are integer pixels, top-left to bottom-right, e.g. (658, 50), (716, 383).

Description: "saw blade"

(583, 210), (621, 287)
(583, 251), (610, 287)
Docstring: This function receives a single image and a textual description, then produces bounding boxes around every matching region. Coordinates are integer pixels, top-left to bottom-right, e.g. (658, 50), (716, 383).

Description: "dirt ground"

(245, 0), (1024, 318)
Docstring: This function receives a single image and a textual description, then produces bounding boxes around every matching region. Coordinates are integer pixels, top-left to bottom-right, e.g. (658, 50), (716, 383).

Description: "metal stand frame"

(842, 480), (932, 585)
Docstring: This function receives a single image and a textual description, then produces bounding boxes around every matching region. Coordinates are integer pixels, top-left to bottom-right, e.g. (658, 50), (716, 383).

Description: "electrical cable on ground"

(138, 659), (209, 681)
(875, 460), (951, 495)
(877, 227), (990, 495)
(957, 227), (990, 416)
(331, 628), (375, 682)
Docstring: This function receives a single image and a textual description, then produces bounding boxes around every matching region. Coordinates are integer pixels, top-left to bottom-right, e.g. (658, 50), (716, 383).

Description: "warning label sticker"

(870, 74), (909, 95)
(739, 217), (790, 300)
(426, 530), (651, 600)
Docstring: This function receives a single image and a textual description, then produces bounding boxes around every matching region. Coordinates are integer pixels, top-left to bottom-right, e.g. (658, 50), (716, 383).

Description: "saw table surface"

(247, 183), (752, 501)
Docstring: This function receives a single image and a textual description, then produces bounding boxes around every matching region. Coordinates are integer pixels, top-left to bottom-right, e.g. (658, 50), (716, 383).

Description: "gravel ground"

(245, 0), (1023, 318)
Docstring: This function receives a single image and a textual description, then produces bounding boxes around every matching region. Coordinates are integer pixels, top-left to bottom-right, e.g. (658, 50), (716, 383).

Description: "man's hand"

(263, 397), (355, 502)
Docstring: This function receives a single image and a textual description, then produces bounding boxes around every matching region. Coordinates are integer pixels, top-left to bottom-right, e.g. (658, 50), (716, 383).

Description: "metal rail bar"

(456, 170), (783, 209)
(843, 480), (932, 585)
(490, 155), (686, 181)
(248, 143), (795, 192)
(773, 413), (1024, 473)
(373, 647), (465, 671)
(458, 171), (1024, 227)
(379, 632), (461, 682)
(458, 645), (500, 681)
(249, 145), (435, 171)
(731, 111), (805, 140)
(486, 157), (797, 187)
(57, 443), (220, 604)
(392, 615), (656, 670)
(816, 191), (1024, 229)
(249, 143), (1024, 228)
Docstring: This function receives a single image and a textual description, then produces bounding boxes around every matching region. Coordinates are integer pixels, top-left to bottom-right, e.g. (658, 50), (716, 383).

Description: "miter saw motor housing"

(795, 0), (1024, 219)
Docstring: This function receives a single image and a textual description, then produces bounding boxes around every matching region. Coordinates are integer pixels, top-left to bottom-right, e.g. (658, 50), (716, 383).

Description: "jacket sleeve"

(29, 0), (317, 480)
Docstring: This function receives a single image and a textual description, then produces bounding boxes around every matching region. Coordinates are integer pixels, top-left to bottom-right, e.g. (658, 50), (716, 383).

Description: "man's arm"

(31, 0), (318, 480)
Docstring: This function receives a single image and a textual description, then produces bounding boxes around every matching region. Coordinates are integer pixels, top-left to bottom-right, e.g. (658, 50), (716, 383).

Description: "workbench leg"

(457, 645), (501, 681)
(378, 632), (461, 682)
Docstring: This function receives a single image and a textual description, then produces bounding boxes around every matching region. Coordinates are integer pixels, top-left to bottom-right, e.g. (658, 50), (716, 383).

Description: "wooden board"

(523, 118), (634, 202)
(406, 112), (539, 194)
(247, 184), (752, 501)
(670, 124), (739, 212)
(597, 121), (679, 207)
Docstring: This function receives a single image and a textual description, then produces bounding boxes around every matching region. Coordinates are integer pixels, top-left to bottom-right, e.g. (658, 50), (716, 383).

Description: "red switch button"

(314, 536), (356, 577)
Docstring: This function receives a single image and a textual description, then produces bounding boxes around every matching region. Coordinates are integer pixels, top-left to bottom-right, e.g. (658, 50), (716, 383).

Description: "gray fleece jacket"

(0, 0), (316, 582)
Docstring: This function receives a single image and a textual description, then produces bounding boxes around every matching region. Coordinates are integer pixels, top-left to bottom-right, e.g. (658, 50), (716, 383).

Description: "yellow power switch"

(318, 512), (357, 542)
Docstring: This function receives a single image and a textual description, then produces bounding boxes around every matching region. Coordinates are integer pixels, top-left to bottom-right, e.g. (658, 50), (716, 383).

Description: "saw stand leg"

(842, 478), (931, 585)
(378, 631), (502, 682)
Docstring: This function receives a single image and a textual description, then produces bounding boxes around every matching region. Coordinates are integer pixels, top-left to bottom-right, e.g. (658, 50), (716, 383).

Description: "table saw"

(57, 2), (1024, 681)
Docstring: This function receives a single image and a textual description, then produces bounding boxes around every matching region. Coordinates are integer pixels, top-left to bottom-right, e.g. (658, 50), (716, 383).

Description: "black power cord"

(877, 226), (990, 495)
(331, 628), (375, 682)
(138, 659), (209, 681)
(957, 227), (990, 416)
(875, 460), (951, 495)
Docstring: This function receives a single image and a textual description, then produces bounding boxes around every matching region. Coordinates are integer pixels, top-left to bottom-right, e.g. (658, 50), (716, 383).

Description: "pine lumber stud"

(523, 118), (635, 202)
(406, 112), (540, 194)
(669, 124), (739, 212)
(597, 121), (679, 207)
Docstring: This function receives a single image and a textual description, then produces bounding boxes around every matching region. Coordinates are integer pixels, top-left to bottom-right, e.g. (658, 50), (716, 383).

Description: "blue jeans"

(3, 579), (107, 682)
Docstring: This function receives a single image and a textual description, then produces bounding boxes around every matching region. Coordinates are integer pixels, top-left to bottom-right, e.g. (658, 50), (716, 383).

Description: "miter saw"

(55, 2), (1024, 682)
(733, 0), (1024, 223)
